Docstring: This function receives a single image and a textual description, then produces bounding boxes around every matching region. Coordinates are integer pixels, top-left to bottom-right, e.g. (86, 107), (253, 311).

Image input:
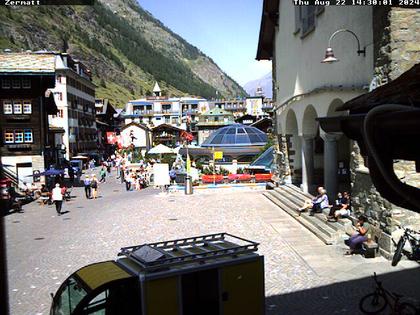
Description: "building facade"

(0, 52), (58, 184)
(49, 53), (97, 160)
(196, 107), (235, 145)
(257, 2), (420, 257)
(95, 98), (117, 155)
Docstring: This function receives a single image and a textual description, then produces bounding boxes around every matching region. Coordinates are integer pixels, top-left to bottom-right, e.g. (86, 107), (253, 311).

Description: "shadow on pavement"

(266, 267), (420, 314)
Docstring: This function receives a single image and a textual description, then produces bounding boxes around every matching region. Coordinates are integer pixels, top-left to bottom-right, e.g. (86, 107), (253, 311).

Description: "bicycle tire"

(398, 302), (418, 315)
(392, 238), (405, 267)
(359, 293), (388, 314)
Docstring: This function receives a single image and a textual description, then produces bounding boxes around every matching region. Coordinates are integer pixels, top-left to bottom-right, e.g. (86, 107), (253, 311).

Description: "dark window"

(1, 79), (11, 89)
(22, 78), (31, 89)
(295, 6), (323, 37)
(301, 6), (316, 35)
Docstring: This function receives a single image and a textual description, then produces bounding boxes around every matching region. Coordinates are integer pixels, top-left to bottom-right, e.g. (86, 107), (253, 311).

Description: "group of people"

(298, 187), (351, 220)
(122, 167), (150, 191)
(297, 186), (373, 255)
(82, 174), (99, 199)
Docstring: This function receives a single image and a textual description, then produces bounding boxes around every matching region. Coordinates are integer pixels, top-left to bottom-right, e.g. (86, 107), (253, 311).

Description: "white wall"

(120, 126), (148, 148)
(275, 5), (374, 105)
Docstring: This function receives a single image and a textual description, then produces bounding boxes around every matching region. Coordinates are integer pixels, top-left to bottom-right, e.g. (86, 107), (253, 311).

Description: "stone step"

(285, 184), (314, 199)
(273, 188), (304, 208)
(264, 191), (336, 245)
(272, 189), (341, 235)
(277, 186), (314, 207)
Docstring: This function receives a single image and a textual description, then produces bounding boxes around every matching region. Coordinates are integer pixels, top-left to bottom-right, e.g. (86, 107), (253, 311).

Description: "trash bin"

(185, 175), (193, 195)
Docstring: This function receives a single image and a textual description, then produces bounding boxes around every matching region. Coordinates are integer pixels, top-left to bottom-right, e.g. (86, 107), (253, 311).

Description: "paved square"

(5, 175), (420, 314)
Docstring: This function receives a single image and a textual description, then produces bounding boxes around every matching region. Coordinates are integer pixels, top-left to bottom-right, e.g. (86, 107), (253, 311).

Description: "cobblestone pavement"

(5, 172), (420, 314)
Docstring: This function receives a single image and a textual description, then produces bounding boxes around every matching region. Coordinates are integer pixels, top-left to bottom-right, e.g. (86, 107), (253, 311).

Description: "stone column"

(301, 134), (315, 193)
(321, 133), (341, 201)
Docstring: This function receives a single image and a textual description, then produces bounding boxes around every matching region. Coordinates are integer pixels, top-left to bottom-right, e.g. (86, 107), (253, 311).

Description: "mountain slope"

(244, 72), (273, 99)
(0, 0), (246, 107)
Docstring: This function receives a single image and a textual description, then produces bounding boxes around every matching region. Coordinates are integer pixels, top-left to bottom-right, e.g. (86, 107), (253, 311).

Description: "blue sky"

(138, 0), (272, 86)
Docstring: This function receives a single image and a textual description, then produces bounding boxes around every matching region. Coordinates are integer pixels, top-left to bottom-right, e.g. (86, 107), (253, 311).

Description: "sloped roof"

(256, 0), (279, 60)
(0, 53), (58, 73)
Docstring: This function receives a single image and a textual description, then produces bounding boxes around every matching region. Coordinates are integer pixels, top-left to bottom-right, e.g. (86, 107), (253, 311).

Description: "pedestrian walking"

(68, 166), (75, 185)
(91, 175), (98, 199)
(125, 170), (132, 191)
(52, 183), (63, 215)
(99, 167), (106, 183)
(83, 175), (91, 199)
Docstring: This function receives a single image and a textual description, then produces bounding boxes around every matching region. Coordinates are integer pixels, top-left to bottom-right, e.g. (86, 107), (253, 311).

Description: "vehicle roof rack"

(117, 232), (259, 271)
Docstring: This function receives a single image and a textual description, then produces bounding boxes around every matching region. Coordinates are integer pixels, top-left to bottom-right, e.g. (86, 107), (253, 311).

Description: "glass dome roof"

(201, 123), (267, 147)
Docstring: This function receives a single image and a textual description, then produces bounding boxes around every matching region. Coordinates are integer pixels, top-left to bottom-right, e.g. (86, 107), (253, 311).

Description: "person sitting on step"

(327, 191), (350, 222)
(345, 215), (372, 255)
(298, 187), (330, 216)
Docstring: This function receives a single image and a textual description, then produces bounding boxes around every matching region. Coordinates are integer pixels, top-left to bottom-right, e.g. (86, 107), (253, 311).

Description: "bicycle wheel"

(392, 238), (405, 267)
(398, 302), (418, 315)
(359, 293), (388, 314)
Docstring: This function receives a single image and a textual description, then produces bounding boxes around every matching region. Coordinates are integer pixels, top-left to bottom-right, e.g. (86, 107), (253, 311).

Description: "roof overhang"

(256, 0), (279, 60)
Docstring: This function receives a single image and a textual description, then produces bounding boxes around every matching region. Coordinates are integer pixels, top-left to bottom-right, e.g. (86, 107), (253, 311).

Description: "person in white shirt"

(51, 183), (63, 215)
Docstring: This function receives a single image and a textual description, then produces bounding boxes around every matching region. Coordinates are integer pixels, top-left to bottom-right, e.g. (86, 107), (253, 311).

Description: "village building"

(122, 82), (208, 133)
(151, 124), (184, 148)
(257, 1), (420, 257)
(48, 53), (97, 160)
(95, 98), (117, 155)
(119, 122), (152, 157)
(195, 107), (235, 145)
(0, 52), (59, 184)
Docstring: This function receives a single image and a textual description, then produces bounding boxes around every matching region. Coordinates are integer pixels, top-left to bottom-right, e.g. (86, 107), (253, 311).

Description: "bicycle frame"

(397, 228), (420, 258)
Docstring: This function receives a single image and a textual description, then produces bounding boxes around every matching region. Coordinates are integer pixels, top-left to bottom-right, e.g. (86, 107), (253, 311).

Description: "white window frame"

(24, 129), (33, 143)
(22, 78), (31, 89)
(14, 130), (24, 143)
(4, 130), (14, 143)
(1, 79), (11, 89)
(13, 100), (22, 114)
(23, 100), (32, 114)
(3, 100), (13, 114)
(12, 79), (21, 89)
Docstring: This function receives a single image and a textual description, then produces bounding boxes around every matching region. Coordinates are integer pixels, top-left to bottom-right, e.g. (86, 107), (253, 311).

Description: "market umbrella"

(147, 144), (174, 155)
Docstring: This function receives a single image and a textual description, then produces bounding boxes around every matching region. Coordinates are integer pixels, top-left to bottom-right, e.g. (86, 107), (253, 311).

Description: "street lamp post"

(321, 29), (366, 63)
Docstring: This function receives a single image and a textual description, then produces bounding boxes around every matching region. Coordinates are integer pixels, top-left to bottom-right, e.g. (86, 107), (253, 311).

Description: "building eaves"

(256, 0), (279, 60)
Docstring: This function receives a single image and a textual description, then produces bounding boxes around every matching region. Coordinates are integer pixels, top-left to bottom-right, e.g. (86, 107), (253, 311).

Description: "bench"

(362, 241), (379, 258)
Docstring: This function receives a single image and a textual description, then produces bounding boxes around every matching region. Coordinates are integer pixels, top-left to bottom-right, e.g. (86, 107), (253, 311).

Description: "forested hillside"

(0, 0), (246, 107)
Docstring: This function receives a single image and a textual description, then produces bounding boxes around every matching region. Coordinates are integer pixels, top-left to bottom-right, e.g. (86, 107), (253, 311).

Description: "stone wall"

(373, 7), (420, 81)
(348, 8), (420, 258)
